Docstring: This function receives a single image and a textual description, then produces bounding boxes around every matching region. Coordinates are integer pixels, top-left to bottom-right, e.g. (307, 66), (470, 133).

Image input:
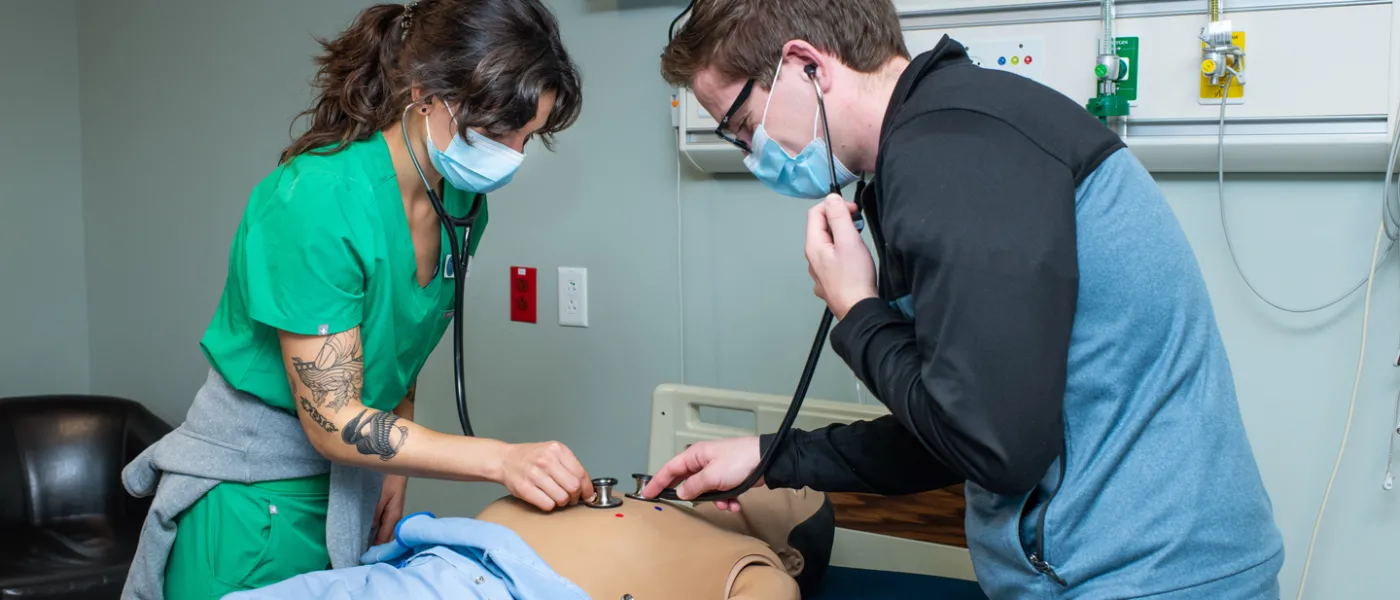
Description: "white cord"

(1294, 219), (1384, 600)
(1383, 388), (1399, 491)
(1208, 73), (1397, 599)
(674, 106), (688, 384)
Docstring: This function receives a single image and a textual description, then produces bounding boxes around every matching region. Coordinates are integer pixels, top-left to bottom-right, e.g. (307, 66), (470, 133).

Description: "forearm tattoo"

(300, 396), (338, 433)
(292, 330), (364, 412)
(342, 409), (409, 461)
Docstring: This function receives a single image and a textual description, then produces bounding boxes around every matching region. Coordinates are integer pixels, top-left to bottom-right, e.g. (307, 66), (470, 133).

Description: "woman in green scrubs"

(127, 2), (592, 598)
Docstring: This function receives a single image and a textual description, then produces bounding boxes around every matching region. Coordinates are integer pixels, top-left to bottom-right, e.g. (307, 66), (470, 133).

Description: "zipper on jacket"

(860, 183), (893, 300)
(1027, 448), (1069, 587)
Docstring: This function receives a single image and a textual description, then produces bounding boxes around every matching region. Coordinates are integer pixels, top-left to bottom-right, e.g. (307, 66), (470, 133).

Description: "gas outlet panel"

(963, 39), (1045, 84)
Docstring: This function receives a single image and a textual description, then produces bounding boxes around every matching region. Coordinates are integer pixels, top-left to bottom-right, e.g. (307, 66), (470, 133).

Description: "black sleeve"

(759, 416), (962, 495)
(806, 109), (1078, 496)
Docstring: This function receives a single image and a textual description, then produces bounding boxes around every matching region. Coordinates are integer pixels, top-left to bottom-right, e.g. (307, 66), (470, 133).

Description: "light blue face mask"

(742, 60), (858, 199)
(426, 103), (525, 194)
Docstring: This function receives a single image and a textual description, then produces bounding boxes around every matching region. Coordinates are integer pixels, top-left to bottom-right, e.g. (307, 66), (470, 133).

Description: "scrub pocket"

(165, 474), (331, 599)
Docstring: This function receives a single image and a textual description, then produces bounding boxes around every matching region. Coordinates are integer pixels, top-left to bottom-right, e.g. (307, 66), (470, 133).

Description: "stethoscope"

(401, 74), (864, 499)
(402, 103), (484, 437)
(646, 64), (868, 503)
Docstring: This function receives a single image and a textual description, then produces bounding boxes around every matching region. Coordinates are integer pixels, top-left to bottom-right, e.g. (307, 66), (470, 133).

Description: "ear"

(781, 40), (833, 93)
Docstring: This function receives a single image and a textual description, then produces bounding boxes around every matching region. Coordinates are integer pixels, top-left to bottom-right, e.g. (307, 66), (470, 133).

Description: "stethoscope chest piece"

(585, 477), (623, 509)
(625, 473), (659, 502)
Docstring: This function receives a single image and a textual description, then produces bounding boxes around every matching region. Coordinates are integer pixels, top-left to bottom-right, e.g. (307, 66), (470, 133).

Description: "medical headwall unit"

(674, 0), (1400, 174)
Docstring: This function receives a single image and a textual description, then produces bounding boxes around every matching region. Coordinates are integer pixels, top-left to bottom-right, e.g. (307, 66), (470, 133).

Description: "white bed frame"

(646, 384), (977, 581)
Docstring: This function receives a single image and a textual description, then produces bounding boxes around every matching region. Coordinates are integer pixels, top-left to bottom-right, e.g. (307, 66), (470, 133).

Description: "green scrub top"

(200, 131), (489, 413)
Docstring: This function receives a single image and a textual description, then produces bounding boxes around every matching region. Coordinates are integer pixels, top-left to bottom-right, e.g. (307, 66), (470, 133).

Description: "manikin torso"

(475, 495), (799, 600)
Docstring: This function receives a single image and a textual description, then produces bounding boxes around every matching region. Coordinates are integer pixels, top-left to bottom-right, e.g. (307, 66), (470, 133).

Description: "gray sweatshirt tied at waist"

(120, 369), (384, 600)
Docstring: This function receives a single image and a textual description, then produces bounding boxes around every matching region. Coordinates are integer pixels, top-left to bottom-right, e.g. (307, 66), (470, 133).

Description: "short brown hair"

(660, 0), (908, 89)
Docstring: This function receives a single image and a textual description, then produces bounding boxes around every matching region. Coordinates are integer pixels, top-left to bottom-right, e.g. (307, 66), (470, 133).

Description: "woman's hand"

(372, 474), (408, 545)
(806, 194), (877, 319)
(641, 436), (762, 512)
(496, 441), (594, 512)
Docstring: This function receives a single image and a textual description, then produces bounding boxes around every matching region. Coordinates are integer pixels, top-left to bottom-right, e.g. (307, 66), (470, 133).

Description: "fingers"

(675, 463), (724, 500)
(374, 507), (401, 544)
(806, 202), (834, 257)
(374, 493), (389, 518)
(504, 441), (596, 511)
(823, 193), (859, 215)
(535, 473), (571, 508)
(520, 486), (558, 513)
(549, 460), (588, 507)
(822, 196), (861, 245)
(644, 446), (705, 497)
(580, 473), (595, 503)
(539, 442), (589, 507)
(549, 442), (591, 505)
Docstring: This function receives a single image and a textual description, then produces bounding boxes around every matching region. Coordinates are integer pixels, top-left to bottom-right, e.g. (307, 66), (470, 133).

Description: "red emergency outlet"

(510, 266), (537, 323)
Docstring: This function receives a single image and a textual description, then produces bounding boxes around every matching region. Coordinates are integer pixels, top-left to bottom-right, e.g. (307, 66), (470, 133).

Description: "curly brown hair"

(281, 0), (582, 163)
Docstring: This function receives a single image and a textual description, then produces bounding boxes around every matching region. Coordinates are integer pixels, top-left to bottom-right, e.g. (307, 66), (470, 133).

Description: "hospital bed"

(647, 384), (989, 599)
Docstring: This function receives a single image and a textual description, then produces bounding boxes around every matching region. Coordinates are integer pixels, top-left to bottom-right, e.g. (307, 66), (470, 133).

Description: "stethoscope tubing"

(402, 103), (482, 437)
(653, 68), (865, 503)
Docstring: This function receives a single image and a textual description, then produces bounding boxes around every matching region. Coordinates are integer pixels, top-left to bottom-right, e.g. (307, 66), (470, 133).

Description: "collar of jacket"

(879, 34), (973, 143)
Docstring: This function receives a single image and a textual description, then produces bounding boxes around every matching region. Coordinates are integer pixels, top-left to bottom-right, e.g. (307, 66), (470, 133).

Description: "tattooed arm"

(279, 328), (595, 510)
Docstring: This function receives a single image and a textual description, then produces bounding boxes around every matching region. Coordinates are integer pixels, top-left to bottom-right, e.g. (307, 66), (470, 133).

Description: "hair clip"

(401, 1), (418, 41)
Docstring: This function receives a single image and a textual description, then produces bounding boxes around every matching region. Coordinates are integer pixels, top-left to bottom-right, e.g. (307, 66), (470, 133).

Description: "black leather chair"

(0, 395), (171, 600)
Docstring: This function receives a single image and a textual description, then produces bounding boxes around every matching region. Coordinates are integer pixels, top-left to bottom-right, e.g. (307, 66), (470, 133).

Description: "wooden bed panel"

(828, 485), (968, 548)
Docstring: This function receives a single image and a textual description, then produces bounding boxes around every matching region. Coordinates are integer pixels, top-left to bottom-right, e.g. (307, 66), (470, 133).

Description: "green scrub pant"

(164, 474), (332, 599)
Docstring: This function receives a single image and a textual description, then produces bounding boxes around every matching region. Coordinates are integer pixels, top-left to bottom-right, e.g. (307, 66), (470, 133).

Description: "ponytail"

(280, 4), (409, 164)
(280, 0), (583, 165)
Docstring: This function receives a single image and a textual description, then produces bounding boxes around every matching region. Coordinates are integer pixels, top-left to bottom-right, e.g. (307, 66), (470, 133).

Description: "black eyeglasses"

(714, 79), (755, 154)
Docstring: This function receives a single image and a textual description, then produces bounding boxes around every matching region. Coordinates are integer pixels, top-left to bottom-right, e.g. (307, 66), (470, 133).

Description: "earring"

(419, 105), (430, 115)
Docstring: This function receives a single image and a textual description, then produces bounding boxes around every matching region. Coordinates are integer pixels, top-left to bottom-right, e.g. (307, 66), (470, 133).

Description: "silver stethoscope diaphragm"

(625, 473), (659, 502)
(586, 477), (623, 509)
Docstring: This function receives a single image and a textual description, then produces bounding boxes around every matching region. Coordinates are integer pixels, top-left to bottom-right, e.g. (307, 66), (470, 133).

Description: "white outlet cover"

(558, 267), (588, 327)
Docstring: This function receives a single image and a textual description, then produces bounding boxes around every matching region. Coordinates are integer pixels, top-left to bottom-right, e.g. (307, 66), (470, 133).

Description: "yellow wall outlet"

(1200, 31), (1245, 103)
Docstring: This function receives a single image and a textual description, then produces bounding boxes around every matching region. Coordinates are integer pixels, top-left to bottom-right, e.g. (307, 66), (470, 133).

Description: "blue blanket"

(226, 512), (588, 600)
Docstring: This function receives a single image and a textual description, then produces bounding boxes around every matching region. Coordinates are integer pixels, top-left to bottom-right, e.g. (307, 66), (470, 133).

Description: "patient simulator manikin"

(227, 483), (835, 600)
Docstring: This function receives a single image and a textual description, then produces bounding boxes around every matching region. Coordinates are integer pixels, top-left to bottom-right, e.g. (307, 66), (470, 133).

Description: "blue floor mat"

(809, 566), (988, 599)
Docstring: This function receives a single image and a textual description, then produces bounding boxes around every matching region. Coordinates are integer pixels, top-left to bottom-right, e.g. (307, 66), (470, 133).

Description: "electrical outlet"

(510, 267), (537, 323)
(558, 267), (588, 327)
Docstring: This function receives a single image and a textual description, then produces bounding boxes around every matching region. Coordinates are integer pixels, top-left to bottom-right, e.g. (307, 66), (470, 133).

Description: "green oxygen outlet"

(1087, 36), (1138, 123)
(1113, 36), (1139, 101)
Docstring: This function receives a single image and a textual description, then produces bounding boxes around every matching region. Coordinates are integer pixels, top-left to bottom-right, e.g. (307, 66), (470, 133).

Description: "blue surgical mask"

(743, 60), (858, 199)
(426, 103), (524, 194)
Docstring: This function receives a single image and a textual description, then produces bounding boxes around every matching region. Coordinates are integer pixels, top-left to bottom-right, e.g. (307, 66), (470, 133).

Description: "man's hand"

(806, 194), (877, 319)
(372, 474), (408, 545)
(641, 437), (761, 512)
(495, 441), (595, 512)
